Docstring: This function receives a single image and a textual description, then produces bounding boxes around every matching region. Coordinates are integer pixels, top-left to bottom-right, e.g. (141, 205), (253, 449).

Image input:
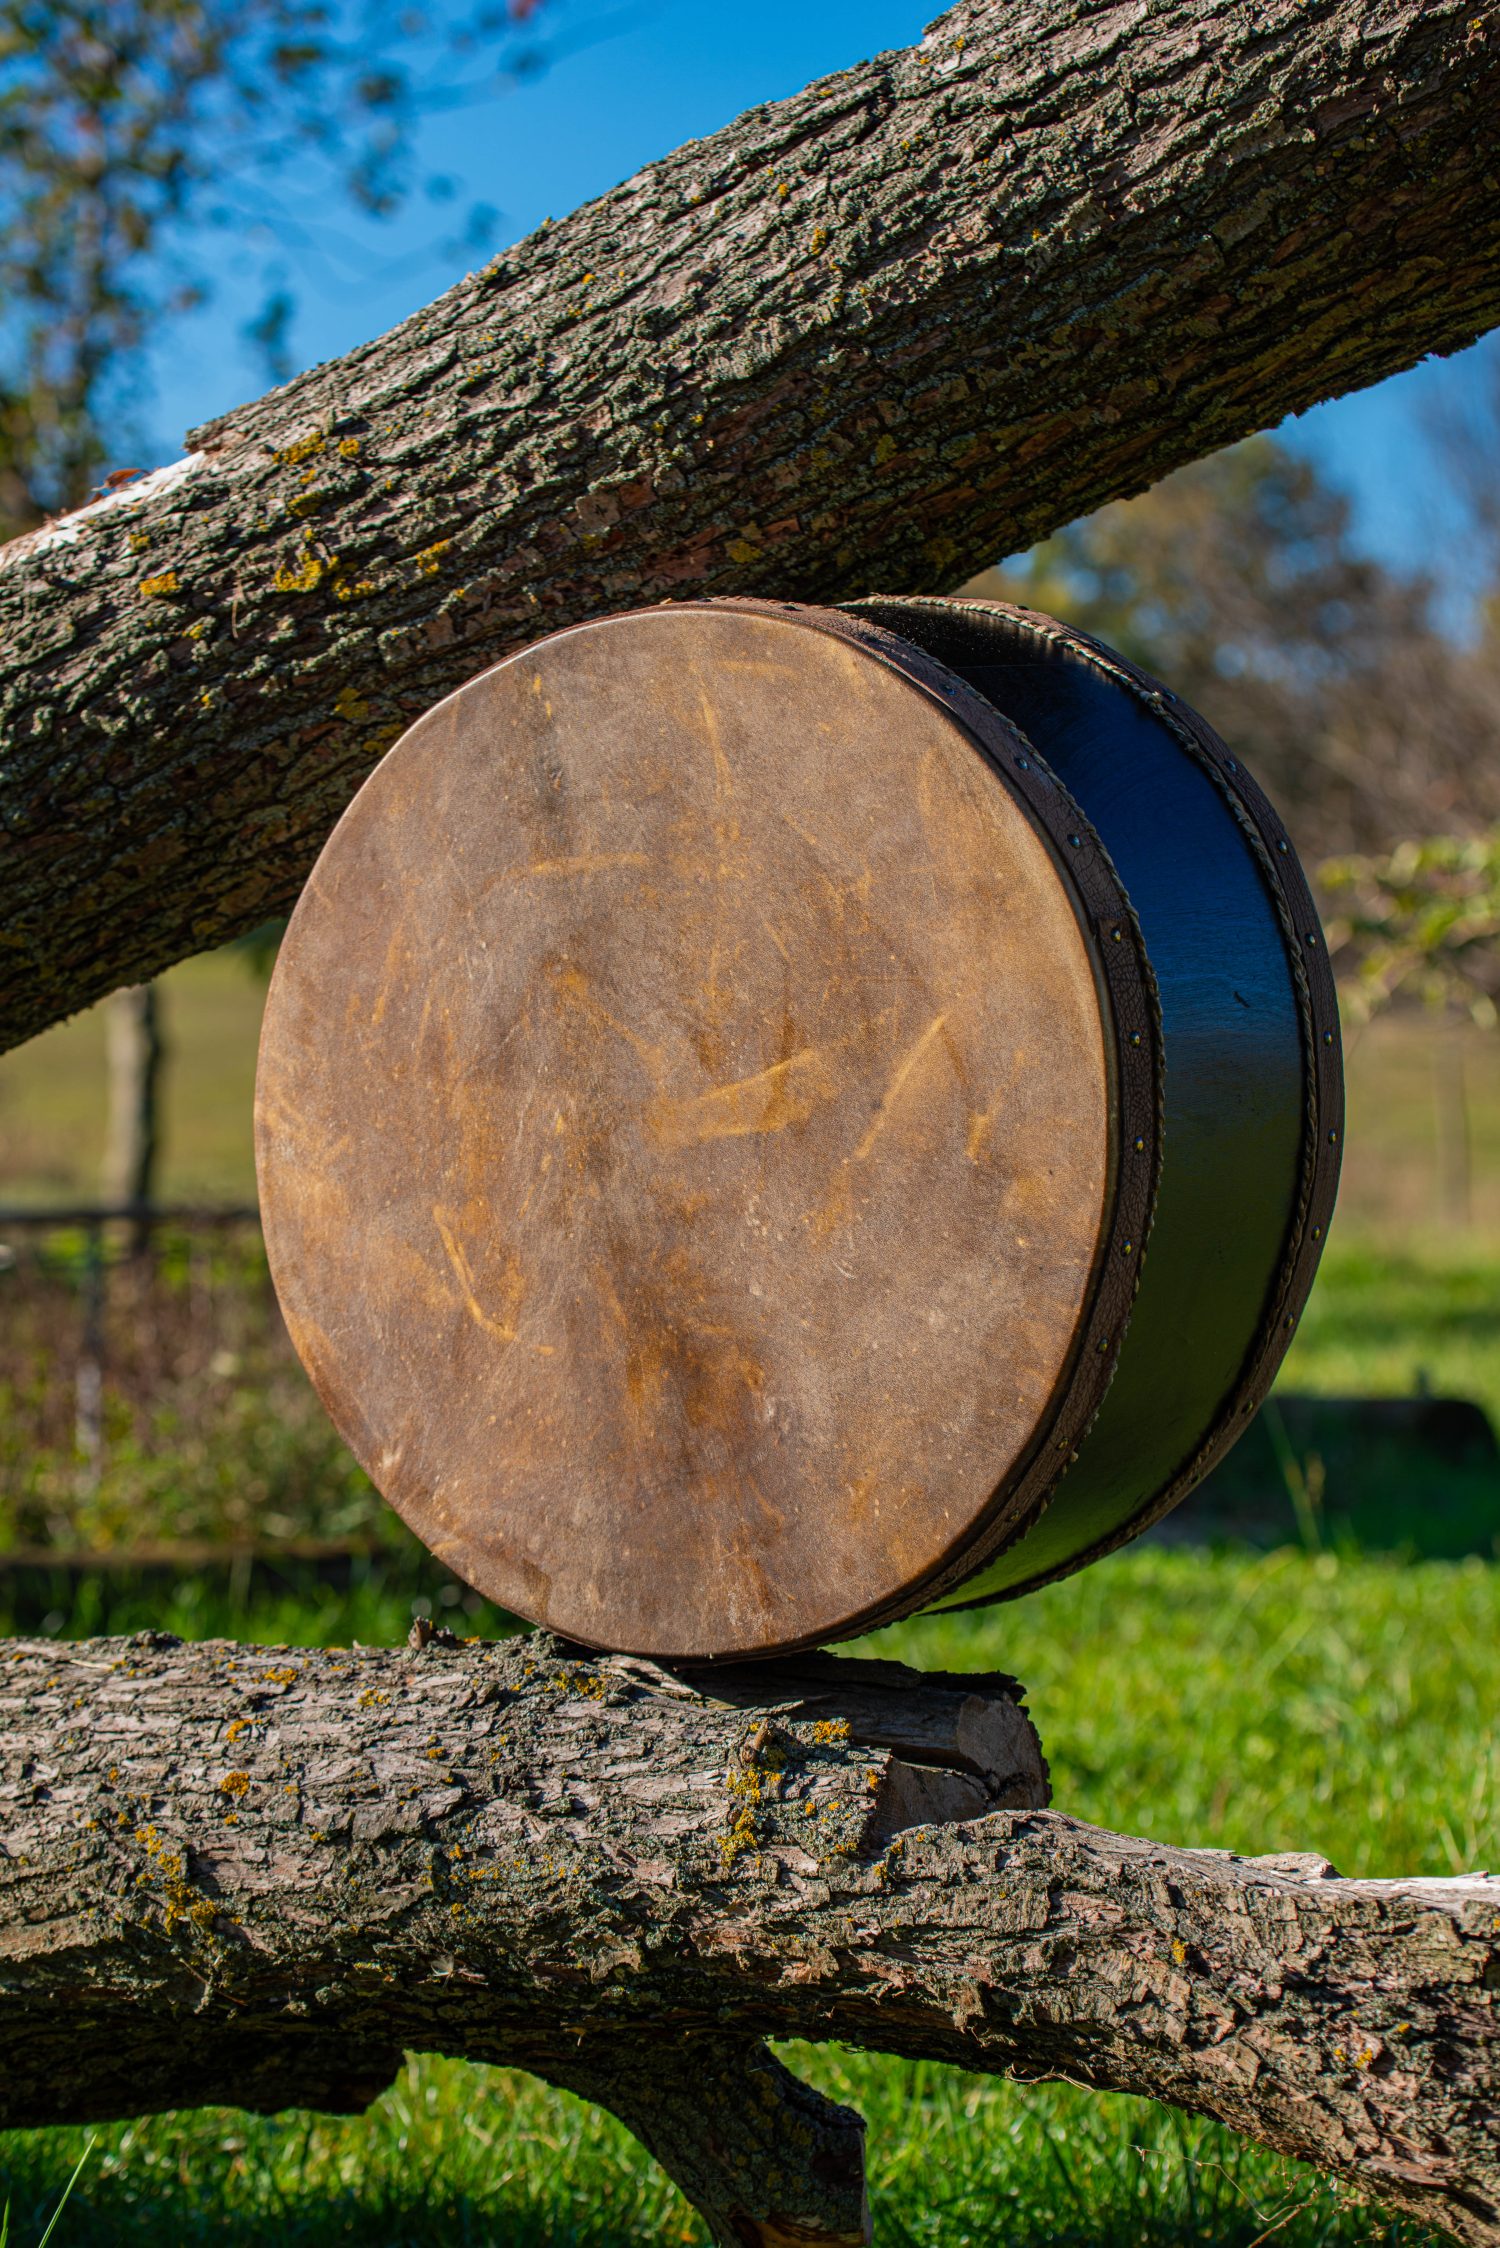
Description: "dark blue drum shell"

(846, 597), (1343, 1607)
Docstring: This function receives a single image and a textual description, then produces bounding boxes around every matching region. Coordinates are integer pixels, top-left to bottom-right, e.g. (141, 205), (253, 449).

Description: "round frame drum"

(256, 598), (1341, 1658)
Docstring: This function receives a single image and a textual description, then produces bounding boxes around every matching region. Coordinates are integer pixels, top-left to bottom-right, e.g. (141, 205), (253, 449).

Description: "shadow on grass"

(0, 2173), (1443, 2248)
(1170, 1390), (1500, 1561)
(0, 2188), (662, 2247)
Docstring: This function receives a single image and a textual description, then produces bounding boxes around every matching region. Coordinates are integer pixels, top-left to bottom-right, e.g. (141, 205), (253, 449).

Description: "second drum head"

(256, 601), (1159, 1658)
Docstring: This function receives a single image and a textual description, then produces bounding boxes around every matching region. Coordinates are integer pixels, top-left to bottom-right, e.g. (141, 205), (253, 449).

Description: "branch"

(1, 1632), (1495, 2245)
(3, 0), (1500, 1046)
(541, 2033), (871, 2248)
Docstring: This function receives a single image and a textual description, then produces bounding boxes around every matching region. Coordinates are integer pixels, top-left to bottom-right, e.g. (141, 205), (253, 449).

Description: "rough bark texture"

(4, 0), (1500, 1049)
(2, 1631), (1496, 2245)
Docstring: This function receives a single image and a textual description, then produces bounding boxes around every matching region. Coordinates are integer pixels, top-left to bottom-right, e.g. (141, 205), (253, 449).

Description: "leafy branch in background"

(1319, 829), (1500, 1027)
(0, 0), (552, 538)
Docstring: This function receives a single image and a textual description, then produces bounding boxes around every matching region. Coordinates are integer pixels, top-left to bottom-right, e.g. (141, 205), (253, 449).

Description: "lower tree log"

(1, 1632), (1495, 2246)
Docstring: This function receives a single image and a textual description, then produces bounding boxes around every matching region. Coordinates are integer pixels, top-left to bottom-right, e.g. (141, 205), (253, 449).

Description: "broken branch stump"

(0, 1632), (1495, 2244)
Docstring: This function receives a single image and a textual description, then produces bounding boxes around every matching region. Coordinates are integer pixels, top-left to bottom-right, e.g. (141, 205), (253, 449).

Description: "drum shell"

(845, 597), (1343, 1608)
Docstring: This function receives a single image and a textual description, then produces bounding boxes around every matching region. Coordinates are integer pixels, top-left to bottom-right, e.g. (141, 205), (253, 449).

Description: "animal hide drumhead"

(255, 597), (1338, 1657)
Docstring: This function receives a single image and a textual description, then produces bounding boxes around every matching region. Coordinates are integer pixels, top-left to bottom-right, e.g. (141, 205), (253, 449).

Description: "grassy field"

(0, 952), (265, 1209)
(0, 965), (1496, 2243)
(0, 2048), (1449, 2247)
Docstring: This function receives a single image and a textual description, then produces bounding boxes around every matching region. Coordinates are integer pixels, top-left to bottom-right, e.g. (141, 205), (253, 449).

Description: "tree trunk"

(102, 982), (166, 1247)
(1, 1630), (1495, 2246)
(3, 0), (1499, 1050)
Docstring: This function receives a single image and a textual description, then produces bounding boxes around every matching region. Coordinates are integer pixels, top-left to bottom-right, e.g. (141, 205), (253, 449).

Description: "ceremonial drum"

(256, 598), (1342, 1659)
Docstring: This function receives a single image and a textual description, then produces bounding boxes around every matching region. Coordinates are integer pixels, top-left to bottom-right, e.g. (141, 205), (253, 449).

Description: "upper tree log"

(3, 0), (1499, 1048)
(1, 1631), (1496, 2247)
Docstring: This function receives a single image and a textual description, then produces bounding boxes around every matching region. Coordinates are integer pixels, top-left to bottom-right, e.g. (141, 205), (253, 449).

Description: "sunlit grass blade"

(34, 2136), (94, 2248)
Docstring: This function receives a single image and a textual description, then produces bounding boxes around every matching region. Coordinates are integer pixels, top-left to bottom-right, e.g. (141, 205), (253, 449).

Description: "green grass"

(0, 2138), (93, 2248)
(875, 1548), (1500, 1877)
(0, 2051), (1441, 2247)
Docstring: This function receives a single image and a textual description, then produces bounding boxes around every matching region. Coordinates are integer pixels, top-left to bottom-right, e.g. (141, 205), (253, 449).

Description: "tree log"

(2, 1630), (1495, 2245)
(3, 0), (1500, 1048)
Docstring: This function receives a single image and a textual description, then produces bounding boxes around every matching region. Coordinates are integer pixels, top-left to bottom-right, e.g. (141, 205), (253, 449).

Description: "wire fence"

(0, 1205), (385, 1562)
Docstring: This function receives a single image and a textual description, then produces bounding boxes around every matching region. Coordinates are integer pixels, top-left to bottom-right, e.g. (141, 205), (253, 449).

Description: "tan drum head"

(255, 602), (1159, 1658)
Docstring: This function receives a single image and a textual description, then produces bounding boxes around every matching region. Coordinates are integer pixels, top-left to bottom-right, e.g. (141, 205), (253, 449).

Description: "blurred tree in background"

(0, 0), (551, 538)
(973, 433), (1500, 860)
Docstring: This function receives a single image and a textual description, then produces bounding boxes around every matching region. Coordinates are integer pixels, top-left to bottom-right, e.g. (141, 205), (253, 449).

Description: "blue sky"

(143, 0), (1499, 596)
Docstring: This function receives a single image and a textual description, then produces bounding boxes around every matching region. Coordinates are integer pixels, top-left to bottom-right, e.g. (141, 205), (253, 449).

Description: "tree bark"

(2, 1631), (1495, 2246)
(3, 0), (1499, 1050)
